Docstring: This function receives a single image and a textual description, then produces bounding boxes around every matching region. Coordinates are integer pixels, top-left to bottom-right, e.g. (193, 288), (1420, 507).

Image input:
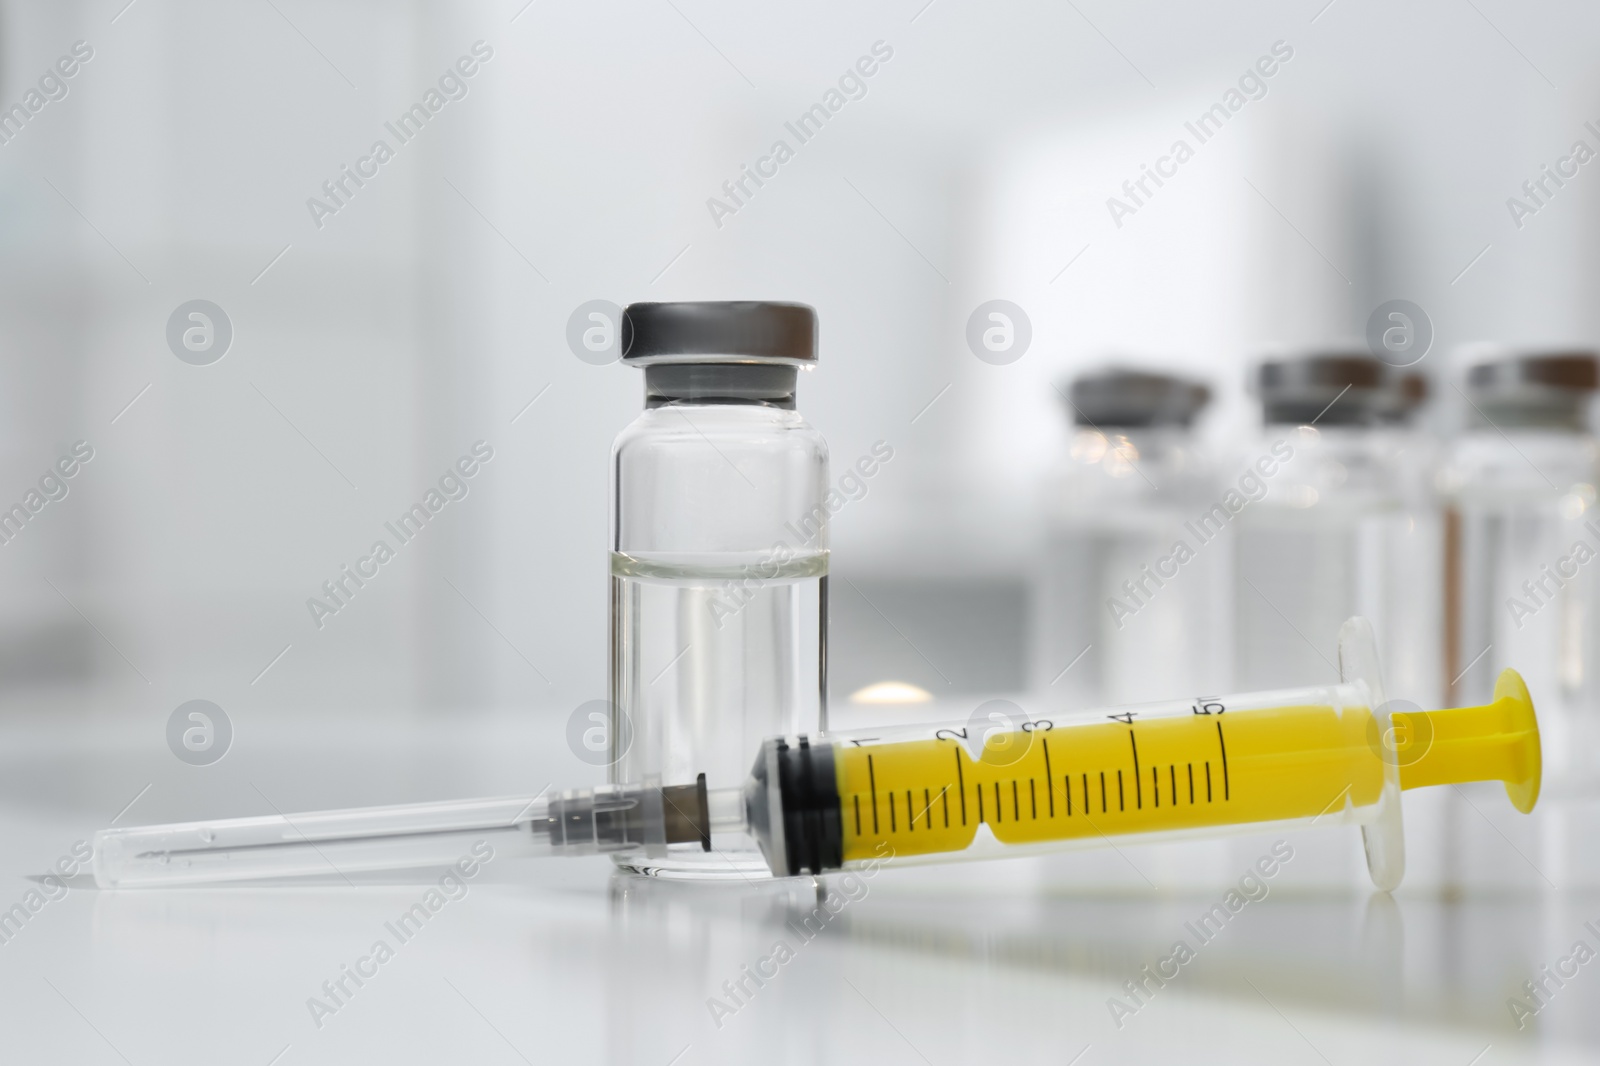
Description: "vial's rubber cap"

(1467, 351), (1600, 394)
(621, 302), (817, 366)
(1463, 350), (1599, 430)
(1254, 351), (1421, 425)
(1393, 669), (1541, 813)
(1066, 369), (1211, 428)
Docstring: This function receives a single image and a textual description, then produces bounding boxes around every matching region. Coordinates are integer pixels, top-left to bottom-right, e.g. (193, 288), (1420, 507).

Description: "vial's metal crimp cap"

(1463, 349), (1600, 430)
(1254, 350), (1423, 426)
(622, 301), (817, 410)
(1066, 368), (1212, 429)
(620, 301), (817, 366)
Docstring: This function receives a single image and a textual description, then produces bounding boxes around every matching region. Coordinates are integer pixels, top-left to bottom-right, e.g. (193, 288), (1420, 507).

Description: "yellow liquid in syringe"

(836, 701), (1384, 862)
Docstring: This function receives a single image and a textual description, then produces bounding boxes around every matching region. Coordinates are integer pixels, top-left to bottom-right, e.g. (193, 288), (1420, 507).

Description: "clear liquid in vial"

(609, 550), (827, 878)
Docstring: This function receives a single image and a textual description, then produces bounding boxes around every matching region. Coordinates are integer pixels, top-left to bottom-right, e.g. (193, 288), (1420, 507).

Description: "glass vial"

(1443, 350), (1600, 787)
(1233, 353), (1439, 704)
(1035, 369), (1227, 709)
(609, 302), (829, 879)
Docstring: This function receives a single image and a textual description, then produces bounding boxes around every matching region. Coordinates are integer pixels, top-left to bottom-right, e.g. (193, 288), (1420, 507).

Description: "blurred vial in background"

(1443, 351), (1600, 789)
(1381, 370), (1445, 710)
(1234, 354), (1441, 706)
(1034, 369), (1227, 711)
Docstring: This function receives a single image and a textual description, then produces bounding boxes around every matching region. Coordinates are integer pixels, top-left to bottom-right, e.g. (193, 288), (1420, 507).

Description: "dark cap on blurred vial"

(1464, 350), (1599, 430)
(621, 301), (816, 410)
(1066, 369), (1211, 429)
(1255, 351), (1424, 426)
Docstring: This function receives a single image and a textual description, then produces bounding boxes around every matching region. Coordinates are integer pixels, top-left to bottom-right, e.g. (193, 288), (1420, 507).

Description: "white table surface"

(2, 705), (1597, 1065)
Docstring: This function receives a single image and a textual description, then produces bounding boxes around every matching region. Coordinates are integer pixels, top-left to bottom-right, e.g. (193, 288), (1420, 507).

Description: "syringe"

(95, 619), (1539, 891)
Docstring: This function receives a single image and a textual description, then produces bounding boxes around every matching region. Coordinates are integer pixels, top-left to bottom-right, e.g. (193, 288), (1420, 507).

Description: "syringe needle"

(93, 778), (724, 889)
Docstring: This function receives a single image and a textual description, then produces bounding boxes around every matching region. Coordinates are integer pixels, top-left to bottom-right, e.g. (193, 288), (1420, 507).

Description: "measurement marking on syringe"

(1188, 763), (1195, 803)
(1042, 738), (1056, 817)
(908, 785), (947, 831)
(1216, 721), (1231, 800)
(1030, 778), (1037, 819)
(889, 791), (896, 833)
(1170, 765), (1178, 807)
(868, 755), (880, 832)
(1012, 780), (1020, 822)
(1117, 770), (1124, 812)
(907, 790), (914, 831)
(977, 784), (985, 824)
(1098, 772), (1105, 813)
(1128, 731), (1143, 809)
(994, 782), (1003, 824)
(854, 795), (861, 836)
(1205, 762), (1213, 802)
(1152, 766), (1159, 808)
(955, 749), (968, 825)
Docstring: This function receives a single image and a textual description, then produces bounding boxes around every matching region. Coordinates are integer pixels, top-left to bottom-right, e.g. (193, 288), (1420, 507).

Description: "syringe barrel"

(749, 678), (1397, 878)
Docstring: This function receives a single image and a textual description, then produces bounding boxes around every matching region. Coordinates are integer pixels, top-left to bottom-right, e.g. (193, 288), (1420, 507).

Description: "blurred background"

(5, 0), (1599, 717)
